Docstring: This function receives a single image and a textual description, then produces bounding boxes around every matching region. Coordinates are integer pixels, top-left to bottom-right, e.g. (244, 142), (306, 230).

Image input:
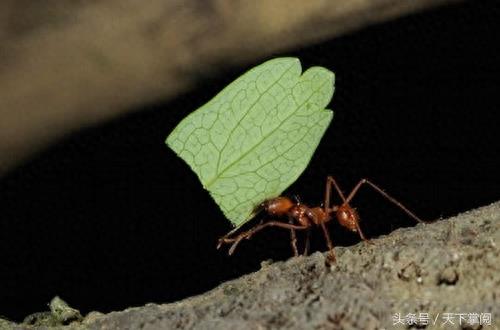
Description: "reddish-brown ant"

(217, 176), (427, 262)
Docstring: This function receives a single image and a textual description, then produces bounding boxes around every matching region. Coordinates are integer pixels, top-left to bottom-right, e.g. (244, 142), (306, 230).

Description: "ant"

(217, 176), (428, 262)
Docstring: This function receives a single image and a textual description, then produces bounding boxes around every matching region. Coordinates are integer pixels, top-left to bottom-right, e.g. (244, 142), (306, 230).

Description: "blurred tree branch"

(0, 0), (460, 175)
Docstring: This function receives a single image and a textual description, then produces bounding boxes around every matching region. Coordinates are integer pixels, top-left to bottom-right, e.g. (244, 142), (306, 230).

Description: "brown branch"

(0, 0), (461, 175)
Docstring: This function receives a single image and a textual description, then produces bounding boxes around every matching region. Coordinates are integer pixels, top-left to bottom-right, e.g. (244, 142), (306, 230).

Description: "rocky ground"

(2, 201), (499, 330)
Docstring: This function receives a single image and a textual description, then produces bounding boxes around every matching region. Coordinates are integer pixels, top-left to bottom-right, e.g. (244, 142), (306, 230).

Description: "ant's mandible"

(217, 176), (428, 262)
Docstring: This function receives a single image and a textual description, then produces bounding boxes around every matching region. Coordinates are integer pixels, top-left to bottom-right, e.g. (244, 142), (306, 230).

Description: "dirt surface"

(2, 201), (499, 329)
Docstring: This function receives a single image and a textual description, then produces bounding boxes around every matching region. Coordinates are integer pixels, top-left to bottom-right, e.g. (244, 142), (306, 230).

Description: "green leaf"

(166, 57), (334, 227)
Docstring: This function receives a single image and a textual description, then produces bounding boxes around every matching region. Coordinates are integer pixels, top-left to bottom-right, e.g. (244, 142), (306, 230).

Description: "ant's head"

(262, 196), (295, 216)
(254, 200), (268, 215)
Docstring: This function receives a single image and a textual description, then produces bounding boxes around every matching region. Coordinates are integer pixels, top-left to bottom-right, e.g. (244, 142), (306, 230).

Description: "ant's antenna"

(292, 195), (301, 204)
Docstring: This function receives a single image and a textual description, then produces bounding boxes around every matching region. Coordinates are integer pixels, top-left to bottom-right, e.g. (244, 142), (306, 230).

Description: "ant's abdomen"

(336, 205), (359, 232)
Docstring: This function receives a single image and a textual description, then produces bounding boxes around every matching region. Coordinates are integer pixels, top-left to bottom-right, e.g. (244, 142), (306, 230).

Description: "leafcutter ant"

(217, 176), (427, 262)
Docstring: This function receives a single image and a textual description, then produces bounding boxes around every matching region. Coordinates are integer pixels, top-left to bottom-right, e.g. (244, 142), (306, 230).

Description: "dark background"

(1, 0), (499, 321)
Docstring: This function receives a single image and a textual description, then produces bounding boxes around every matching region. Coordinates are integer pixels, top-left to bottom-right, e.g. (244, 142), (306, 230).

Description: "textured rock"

(3, 201), (499, 329)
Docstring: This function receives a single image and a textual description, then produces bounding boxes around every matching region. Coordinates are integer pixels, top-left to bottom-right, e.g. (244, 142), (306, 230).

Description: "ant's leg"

(218, 220), (304, 245)
(345, 179), (427, 223)
(218, 221), (307, 255)
(354, 220), (375, 244)
(216, 220), (264, 249)
(228, 221), (307, 256)
(288, 216), (299, 257)
(303, 228), (311, 256)
(320, 176), (347, 262)
(324, 176), (347, 211)
(355, 221), (369, 241)
(319, 176), (344, 262)
(319, 222), (336, 263)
